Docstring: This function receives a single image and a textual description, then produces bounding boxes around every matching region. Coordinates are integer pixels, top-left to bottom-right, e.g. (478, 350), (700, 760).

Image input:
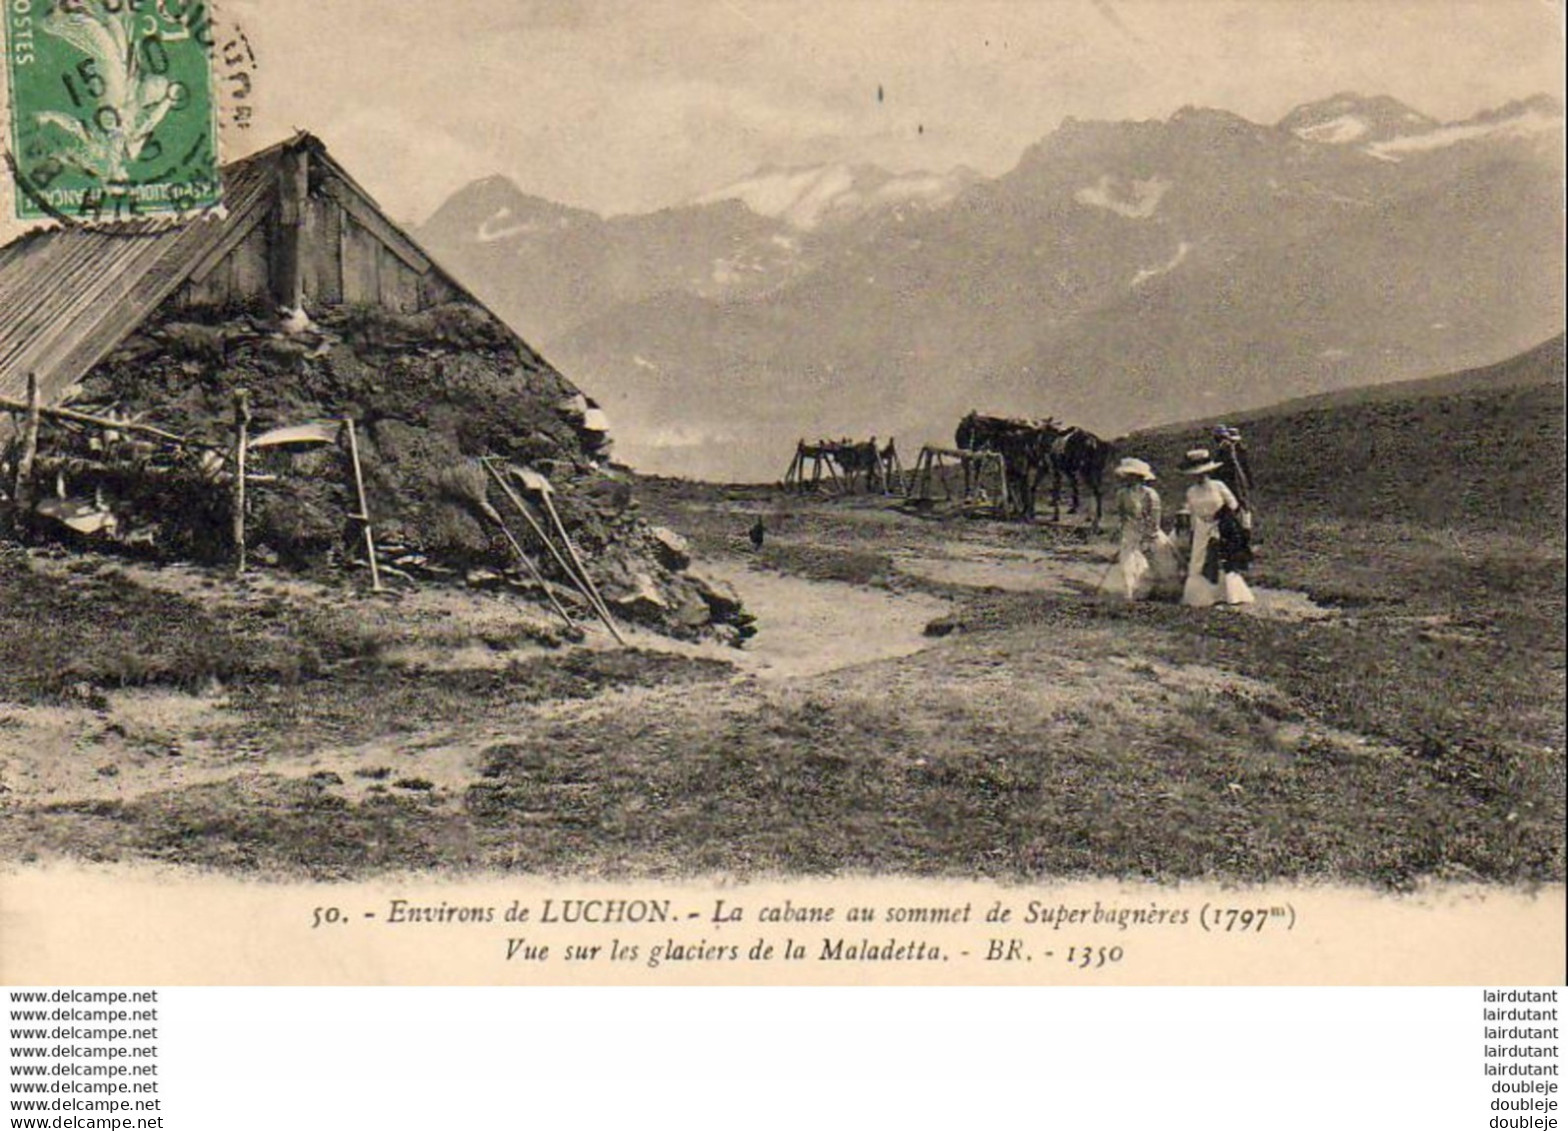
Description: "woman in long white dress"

(1179, 448), (1254, 608)
(1099, 457), (1181, 600)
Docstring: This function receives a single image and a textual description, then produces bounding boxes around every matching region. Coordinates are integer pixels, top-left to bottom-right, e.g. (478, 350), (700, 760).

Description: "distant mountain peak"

(693, 162), (979, 230)
(1278, 93), (1437, 145)
(1472, 93), (1566, 124)
(1364, 95), (1564, 161)
(417, 174), (599, 246)
(471, 172), (523, 192)
(1283, 91), (1428, 118)
(440, 173), (541, 211)
(1168, 105), (1259, 131)
(1278, 92), (1563, 159)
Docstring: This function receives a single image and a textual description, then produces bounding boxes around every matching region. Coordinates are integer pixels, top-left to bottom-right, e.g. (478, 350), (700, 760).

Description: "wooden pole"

(481, 459), (623, 645)
(534, 485), (626, 646)
(275, 145), (310, 311)
(886, 445), (905, 495)
(0, 395), (218, 449)
(231, 389), (250, 574)
(344, 418), (384, 592)
(482, 460), (580, 584)
(9, 373), (41, 539)
(499, 462), (622, 639)
(512, 466), (623, 642)
(482, 505), (579, 633)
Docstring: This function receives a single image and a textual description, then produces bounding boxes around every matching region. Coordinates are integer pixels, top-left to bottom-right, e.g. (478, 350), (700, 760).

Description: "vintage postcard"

(0, 0), (1563, 987)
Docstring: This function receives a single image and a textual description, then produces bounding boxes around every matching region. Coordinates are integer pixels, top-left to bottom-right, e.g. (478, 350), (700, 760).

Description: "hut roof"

(0, 132), (539, 407)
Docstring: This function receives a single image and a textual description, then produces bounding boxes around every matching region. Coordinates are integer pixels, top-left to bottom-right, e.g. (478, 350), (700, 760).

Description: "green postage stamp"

(4, 0), (220, 221)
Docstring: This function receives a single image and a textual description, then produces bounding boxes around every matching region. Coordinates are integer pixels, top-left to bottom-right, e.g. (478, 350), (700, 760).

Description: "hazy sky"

(4, 0), (1565, 232)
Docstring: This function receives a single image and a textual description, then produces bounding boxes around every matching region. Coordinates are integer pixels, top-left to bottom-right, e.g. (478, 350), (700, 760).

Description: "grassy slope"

(0, 551), (376, 702)
(1207, 334), (1564, 419)
(1127, 335), (1566, 537)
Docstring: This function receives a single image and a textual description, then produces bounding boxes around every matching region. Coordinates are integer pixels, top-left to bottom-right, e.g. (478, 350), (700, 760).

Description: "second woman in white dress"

(1179, 448), (1254, 608)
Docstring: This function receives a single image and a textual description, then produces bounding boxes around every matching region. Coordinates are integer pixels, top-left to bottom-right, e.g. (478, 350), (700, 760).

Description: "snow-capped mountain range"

(416, 93), (1565, 481)
(1278, 92), (1562, 159)
(692, 163), (983, 231)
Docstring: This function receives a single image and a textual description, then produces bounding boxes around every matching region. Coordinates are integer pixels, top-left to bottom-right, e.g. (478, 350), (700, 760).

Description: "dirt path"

(0, 548), (955, 807)
(894, 540), (1100, 593)
(893, 537), (1333, 621)
(690, 557), (951, 678)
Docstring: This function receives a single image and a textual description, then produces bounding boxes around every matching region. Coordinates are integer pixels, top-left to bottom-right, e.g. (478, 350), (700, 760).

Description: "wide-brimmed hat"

(1113, 457), (1156, 481)
(1180, 448), (1223, 475)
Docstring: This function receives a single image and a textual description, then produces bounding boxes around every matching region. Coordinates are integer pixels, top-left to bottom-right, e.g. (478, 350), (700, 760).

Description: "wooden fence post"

(232, 389), (250, 574)
(10, 373), (41, 539)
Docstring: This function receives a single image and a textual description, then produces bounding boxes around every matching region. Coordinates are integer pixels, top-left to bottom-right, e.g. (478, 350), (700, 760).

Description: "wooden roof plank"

(320, 177), (430, 274)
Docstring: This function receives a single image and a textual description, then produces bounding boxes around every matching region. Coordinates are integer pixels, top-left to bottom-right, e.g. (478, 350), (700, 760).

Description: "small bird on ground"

(748, 517), (766, 551)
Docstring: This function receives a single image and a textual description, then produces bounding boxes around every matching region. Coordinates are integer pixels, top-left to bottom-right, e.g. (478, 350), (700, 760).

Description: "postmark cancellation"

(3, 0), (221, 222)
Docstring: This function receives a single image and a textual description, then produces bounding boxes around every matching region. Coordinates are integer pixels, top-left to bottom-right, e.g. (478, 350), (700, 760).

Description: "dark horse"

(826, 437), (886, 493)
(1048, 426), (1113, 530)
(955, 411), (1058, 519)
